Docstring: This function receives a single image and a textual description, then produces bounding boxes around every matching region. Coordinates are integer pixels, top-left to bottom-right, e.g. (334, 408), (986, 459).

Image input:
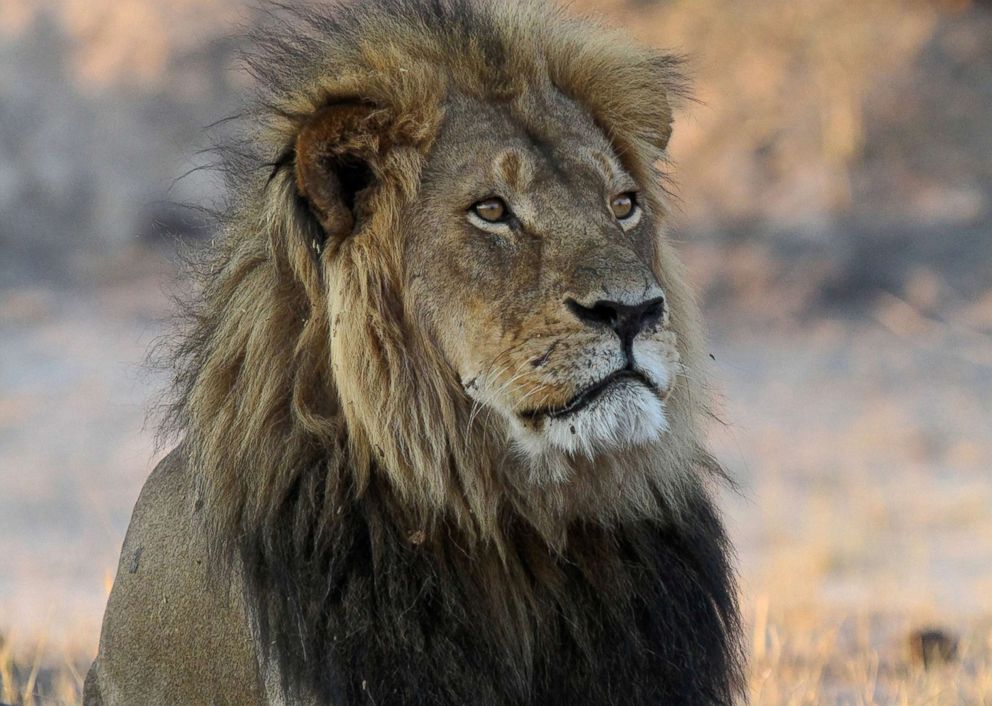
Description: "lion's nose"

(565, 296), (665, 359)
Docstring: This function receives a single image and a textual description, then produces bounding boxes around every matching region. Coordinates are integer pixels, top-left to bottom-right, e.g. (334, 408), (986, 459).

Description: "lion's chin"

(510, 379), (669, 465)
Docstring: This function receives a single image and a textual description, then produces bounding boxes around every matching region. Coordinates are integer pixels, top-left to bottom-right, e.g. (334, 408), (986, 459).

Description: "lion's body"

(86, 448), (738, 706)
(84, 451), (262, 705)
(85, 1), (744, 704)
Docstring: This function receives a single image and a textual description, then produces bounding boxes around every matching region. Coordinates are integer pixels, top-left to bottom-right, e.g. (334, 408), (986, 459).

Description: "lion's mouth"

(519, 368), (660, 421)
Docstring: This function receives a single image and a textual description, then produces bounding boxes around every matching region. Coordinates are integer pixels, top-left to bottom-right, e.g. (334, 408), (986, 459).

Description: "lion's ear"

(642, 55), (687, 152)
(548, 39), (686, 157)
(294, 102), (386, 244)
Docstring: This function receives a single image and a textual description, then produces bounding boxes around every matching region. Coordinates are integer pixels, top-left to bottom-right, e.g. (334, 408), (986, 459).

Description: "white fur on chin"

(481, 332), (681, 481)
(510, 379), (669, 477)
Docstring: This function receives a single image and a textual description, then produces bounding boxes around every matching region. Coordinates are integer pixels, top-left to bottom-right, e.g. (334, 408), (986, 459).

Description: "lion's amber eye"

(471, 197), (508, 223)
(611, 192), (637, 220)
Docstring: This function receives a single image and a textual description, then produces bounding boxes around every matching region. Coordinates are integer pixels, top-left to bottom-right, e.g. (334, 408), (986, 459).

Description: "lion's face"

(406, 92), (680, 462)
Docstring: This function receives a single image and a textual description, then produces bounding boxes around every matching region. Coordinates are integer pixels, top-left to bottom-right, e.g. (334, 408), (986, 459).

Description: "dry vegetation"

(3, 610), (991, 705)
(1, 0), (989, 704)
(748, 610), (992, 705)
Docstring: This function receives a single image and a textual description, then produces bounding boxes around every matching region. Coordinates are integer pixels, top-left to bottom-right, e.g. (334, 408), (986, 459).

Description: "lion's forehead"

(428, 92), (627, 193)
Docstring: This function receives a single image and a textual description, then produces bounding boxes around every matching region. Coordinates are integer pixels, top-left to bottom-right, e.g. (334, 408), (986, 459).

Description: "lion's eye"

(471, 197), (509, 223)
(610, 192), (637, 220)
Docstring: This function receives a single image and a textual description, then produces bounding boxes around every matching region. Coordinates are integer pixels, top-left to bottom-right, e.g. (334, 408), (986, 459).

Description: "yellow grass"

(749, 604), (992, 706)
(0, 629), (82, 706)
(3, 603), (990, 705)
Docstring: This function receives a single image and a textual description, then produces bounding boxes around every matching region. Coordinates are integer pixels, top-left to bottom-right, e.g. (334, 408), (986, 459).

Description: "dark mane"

(246, 467), (743, 704)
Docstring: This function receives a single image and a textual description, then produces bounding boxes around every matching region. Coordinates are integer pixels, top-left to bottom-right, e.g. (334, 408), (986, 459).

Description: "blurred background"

(0, 0), (990, 703)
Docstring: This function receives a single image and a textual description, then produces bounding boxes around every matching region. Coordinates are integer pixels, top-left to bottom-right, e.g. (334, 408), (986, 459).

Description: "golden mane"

(162, 0), (712, 556)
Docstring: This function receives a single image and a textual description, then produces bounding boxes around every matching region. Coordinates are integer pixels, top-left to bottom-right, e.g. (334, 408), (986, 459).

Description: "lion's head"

(405, 88), (681, 460)
(168, 0), (712, 550)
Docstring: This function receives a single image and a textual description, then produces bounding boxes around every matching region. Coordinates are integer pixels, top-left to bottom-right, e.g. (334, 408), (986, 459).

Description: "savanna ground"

(1, 0), (990, 704)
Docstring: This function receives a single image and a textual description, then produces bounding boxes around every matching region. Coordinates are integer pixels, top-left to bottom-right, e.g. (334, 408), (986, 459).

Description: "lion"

(83, 1), (744, 704)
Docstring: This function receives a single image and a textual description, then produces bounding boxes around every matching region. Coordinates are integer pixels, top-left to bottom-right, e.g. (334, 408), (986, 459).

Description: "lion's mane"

(161, 1), (743, 703)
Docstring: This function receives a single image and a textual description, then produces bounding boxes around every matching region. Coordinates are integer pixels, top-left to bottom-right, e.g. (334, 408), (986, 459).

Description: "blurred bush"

(1, 0), (989, 307)
(0, 0), (243, 284)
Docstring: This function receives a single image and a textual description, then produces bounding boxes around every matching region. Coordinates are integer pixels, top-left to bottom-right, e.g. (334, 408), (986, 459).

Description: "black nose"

(565, 296), (665, 360)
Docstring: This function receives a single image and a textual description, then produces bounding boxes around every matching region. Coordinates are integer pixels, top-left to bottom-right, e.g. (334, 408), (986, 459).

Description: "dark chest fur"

(242, 480), (743, 706)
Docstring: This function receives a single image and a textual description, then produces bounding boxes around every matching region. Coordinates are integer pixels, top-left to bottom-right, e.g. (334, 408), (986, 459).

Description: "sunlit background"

(1, 0), (990, 703)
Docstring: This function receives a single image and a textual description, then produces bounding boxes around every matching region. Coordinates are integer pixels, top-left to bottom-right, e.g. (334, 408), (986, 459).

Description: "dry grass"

(0, 631), (84, 706)
(3, 605), (990, 705)
(749, 604), (992, 706)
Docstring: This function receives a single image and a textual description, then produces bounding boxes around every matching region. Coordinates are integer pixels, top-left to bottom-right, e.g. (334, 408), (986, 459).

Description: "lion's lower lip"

(519, 369), (657, 421)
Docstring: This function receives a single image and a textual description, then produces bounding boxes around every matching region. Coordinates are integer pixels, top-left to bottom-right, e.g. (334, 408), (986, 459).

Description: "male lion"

(84, 1), (744, 704)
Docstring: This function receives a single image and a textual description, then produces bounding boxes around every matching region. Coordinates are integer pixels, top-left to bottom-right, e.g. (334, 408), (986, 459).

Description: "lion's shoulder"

(86, 448), (262, 705)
